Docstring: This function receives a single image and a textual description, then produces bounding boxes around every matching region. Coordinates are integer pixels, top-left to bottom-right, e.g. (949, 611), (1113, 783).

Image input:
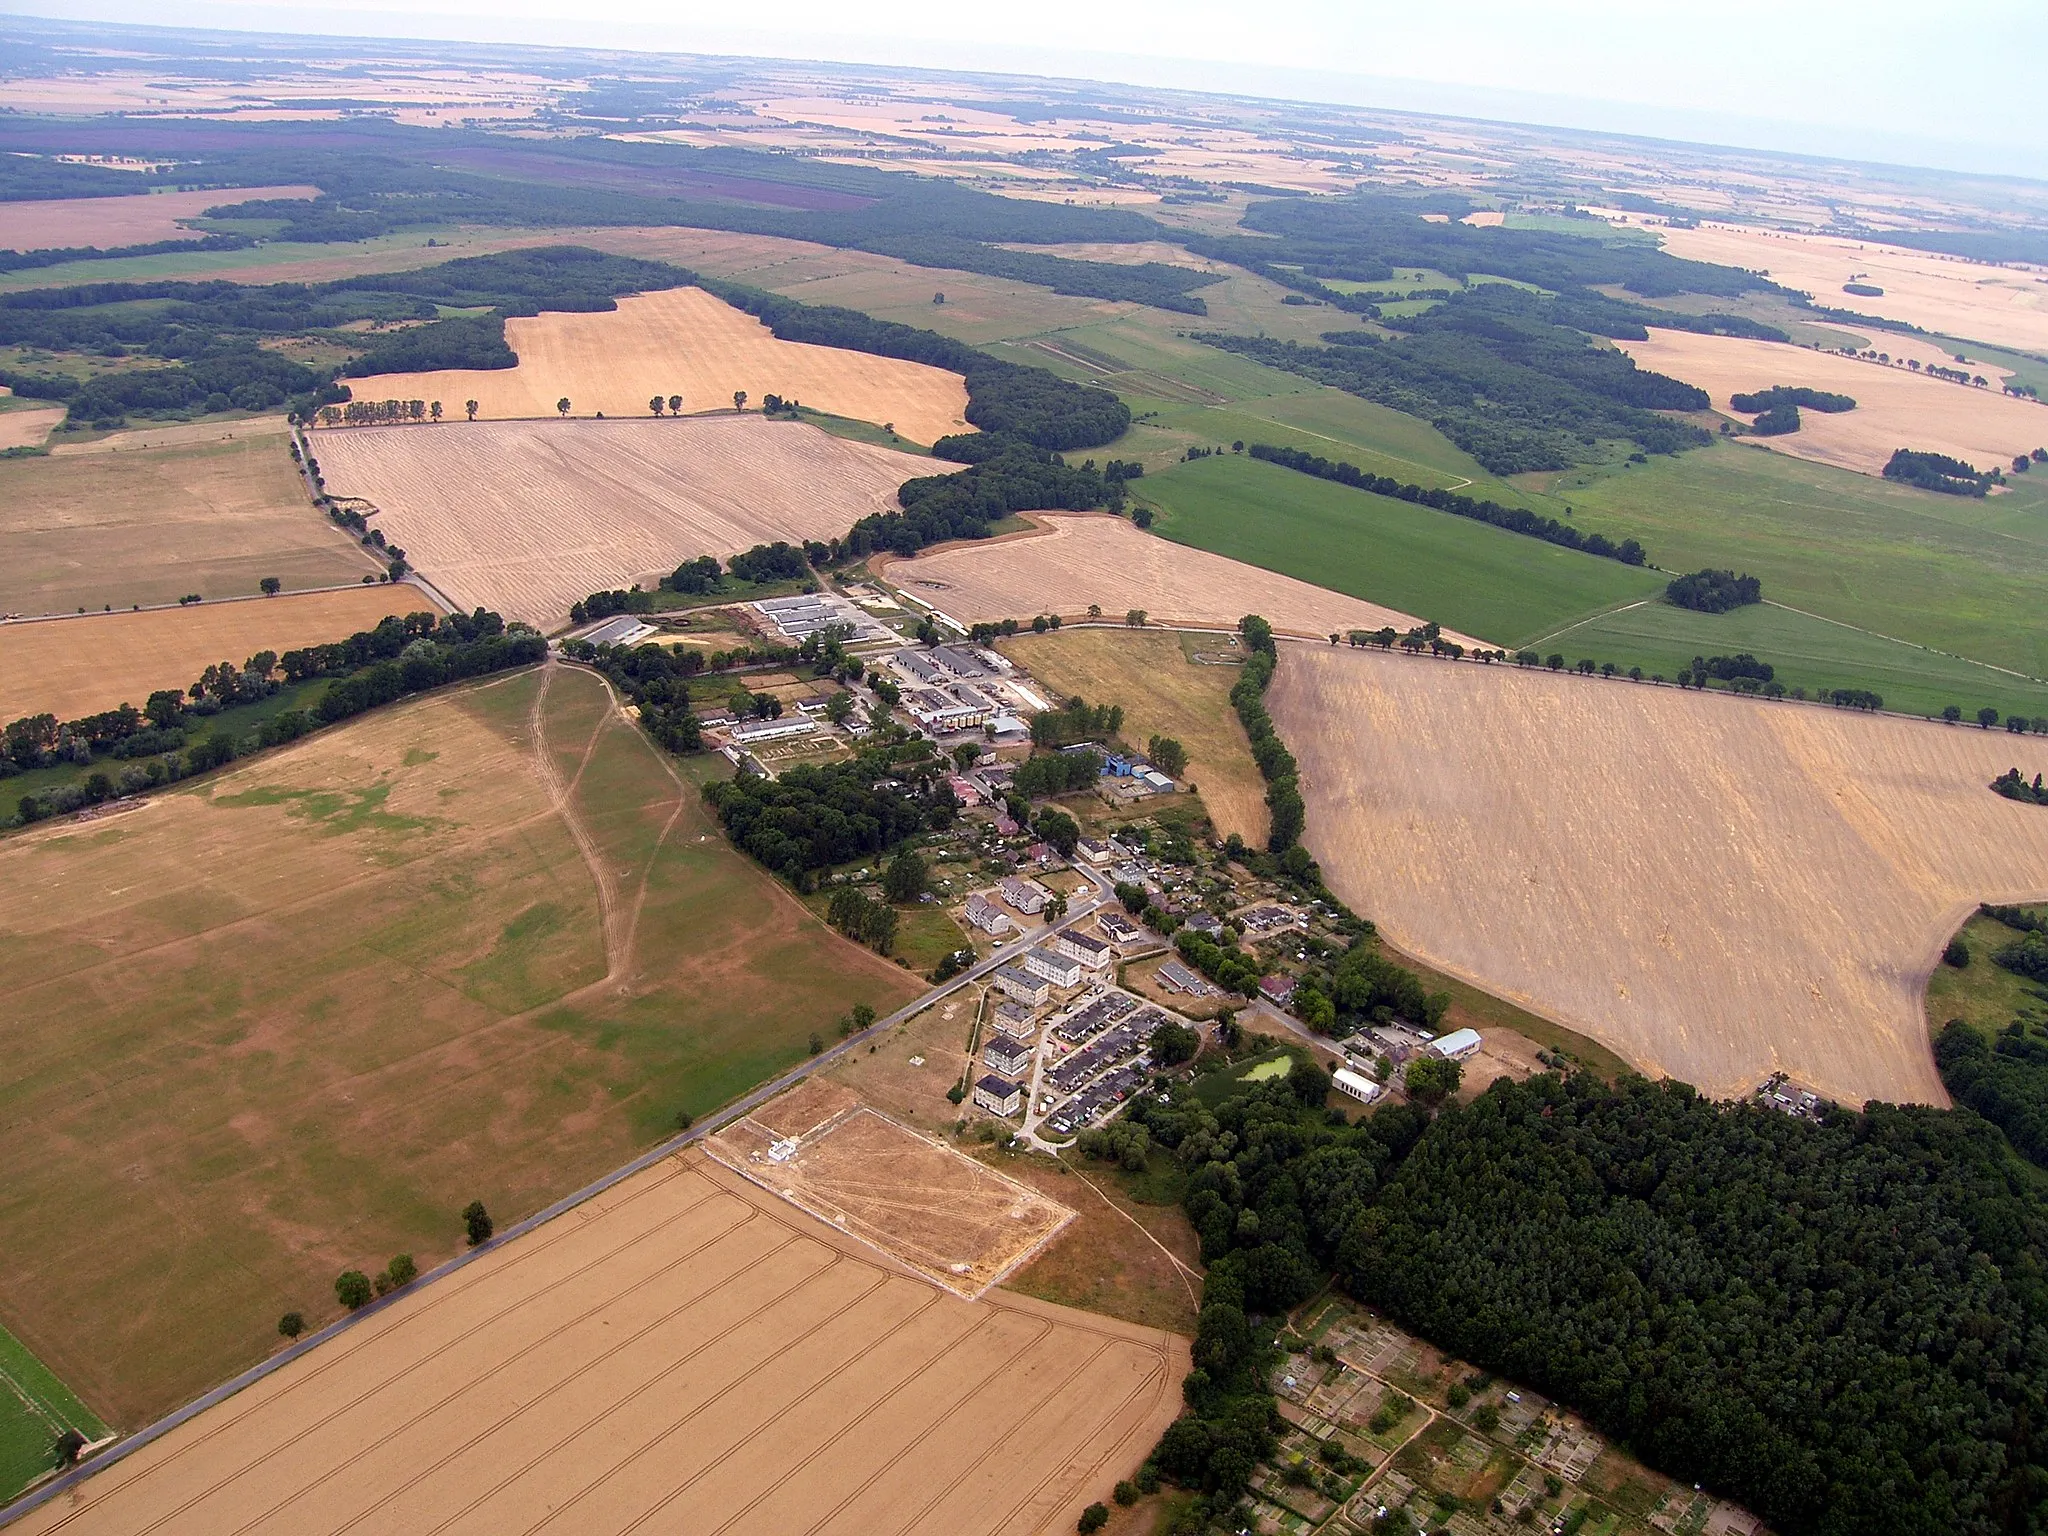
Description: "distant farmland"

(346, 285), (972, 446)
(0, 664), (918, 1425)
(315, 416), (928, 625)
(1269, 645), (2048, 1105)
(7, 1154), (1184, 1536)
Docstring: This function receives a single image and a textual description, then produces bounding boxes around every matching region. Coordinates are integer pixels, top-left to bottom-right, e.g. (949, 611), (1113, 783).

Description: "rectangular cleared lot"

(11, 1155), (1186, 1536)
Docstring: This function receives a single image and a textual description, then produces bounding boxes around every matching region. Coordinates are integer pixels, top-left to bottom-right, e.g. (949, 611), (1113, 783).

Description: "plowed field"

(878, 513), (1482, 644)
(0, 586), (423, 724)
(1269, 646), (2048, 1105)
(344, 285), (971, 445)
(314, 416), (929, 625)
(1620, 328), (2046, 477)
(10, 1155), (1185, 1536)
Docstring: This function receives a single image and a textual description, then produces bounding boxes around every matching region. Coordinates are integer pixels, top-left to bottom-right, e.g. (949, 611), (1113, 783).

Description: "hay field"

(313, 415), (928, 625)
(10, 1154), (1185, 1536)
(0, 186), (317, 252)
(1269, 647), (2048, 1106)
(1000, 627), (1269, 845)
(0, 405), (63, 450)
(878, 513), (1482, 644)
(47, 416), (289, 456)
(1619, 328), (2046, 477)
(0, 665), (919, 1425)
(1657, 222), (2048, 353)
(348, 285), (971, 444)
(0, 425), (373, 616)
(0, 586), (419, 724)
(706, 1089), (1074, 1297)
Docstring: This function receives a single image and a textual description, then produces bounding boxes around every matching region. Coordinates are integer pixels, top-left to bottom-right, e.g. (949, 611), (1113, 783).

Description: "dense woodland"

(1666, 568), (1764, 612)
(1248, 442), (1648, 563)
(702, 739), (955, 885)
(1885, 448), (1996, 497)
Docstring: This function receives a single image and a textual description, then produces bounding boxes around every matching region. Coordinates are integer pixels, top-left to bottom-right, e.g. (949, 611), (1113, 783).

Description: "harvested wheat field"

(706, 1085), (1073, 1298)
(879, 513), (1483, 645)
(1270, 646), (2048, 1105)
(1658, 221), (2048, 354)
(0, 664), (919, 1425)
(314, 415), (928, 625)
(0, 424), (373, 616)
(0, 586), (422, 724)
(346, 285), (971, 444)
(0, 185), (317, 253)
(10, 1153), (1184, 1536)
(1619, 328), (2045, 477)
(0, 405), (62, 450)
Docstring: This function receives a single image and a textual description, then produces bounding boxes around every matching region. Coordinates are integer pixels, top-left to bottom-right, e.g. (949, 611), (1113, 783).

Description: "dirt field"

(0, 405), (63, 450)
(1000, 627), (1269, 845)
(878, 514), (1480, 645)
(706, 1087), (1074, 1297)
(47, 415), (290, 456)
(1268, 646), (2048, 1105)
(0, 664), (919, 1425)
(0, 424), (375, 616)
(1619, 328), (2047, 476)
(313, 415), (928, 624)
(0, 586), (424, 724)
(0, 186), (317, 252)
(1656, 222), (2048, 354)
(345, 285), (971, 445)
(9, 1153), (1183, 1536)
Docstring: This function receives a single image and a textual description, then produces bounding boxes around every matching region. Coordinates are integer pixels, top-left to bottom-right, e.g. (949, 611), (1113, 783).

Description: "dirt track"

(13, 1154), (1185, 1536)
(347, 285), (971, 445)
(878, 513), (1480, 644)
(313, 415), (930, 624)
(1269, 646), (2048, 1105)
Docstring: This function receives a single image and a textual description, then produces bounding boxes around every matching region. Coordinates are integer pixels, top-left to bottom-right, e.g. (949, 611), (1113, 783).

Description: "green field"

(0, 1325), (106, 1503)
(1543, 441), (2048, 686)
(1531, 597), (2048, 720)
(1139, 454), (1662, 646)
(1925, 905), (2048, 1042)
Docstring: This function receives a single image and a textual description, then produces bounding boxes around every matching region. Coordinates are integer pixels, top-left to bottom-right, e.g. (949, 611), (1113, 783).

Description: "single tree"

(462, 1200), (493, 1247)
(824, 691), (855, 726)
(259, 575), (282, 596)
(1942, 704), (1963, 722)
(429, 400), (442, 422)
(668, 394), (683, 416)
(385, 1253), (418, 1288)
(464, 399), (478, 421)
(1404, 1055), (1463, 1107)
(807, 1031), (824, 1055)
(1944, 937), (1971, 968)
(277, 1311), (305, 1339)
(850, 1002), (877, 1031)
(932, 292), (945, 305)
(53, 1429), (85, 1469)
(1087, 603), (1102, 618)
(1147, 735), (1189, 777)
(1126, 608), (1147, 628)
(1980, 706), (2001, 728)
(649, 395), (665, 416)
(1044, 893), (1069, 923)
(335, 1269), (373, 1310)
(556, 397), (571, 418)
(732, 390), (748, 412)
(1078, 1502), (1110, 1533)
(882, 848), (929, 903)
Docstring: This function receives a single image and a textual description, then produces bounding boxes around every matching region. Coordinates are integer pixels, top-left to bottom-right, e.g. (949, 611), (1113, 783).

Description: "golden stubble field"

(1268, 646), (2048, 1105)
(1619, 328), (2048, 476)
(0, 585), (421, 724)
(11, 1154), (1184, 1536)
(879, 513), (1483, 645)
(0, 664), (919, 1425)
(348, 285), (971, 445)
(1657, 221), (2048, 354)
(313, 415), (929, 625)
(0, 423), (375, 616)
(0, 185), (317, 252)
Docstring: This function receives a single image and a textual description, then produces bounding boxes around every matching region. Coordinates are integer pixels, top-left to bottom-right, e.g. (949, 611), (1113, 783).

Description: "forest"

(1126, 1065), (2048, 1536)
(1206, 287), (1714, 473)
(1247, 442), (1648, 563)
(701, 741), (954, 885)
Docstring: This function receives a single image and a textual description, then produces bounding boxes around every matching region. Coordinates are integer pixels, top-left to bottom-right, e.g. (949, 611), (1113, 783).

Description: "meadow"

(0, 664), (918, 1427)
(1925, 904), (2048, 1040)
(0, 1325), (106, 1504)
(1139, 453), (1662, 647)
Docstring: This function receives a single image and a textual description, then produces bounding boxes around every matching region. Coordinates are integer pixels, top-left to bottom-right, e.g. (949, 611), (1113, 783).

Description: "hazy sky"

(9, 0), (2043, 179)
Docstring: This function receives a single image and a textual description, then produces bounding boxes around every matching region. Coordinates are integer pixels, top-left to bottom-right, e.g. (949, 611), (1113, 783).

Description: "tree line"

(1248, 442), (1649, 565)
(1885, 449), (1995, 497)
(1232, 616), (1309, 869)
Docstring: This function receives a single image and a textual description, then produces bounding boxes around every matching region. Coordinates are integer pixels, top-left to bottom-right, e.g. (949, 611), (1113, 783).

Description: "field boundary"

(0, 576), (446, 631)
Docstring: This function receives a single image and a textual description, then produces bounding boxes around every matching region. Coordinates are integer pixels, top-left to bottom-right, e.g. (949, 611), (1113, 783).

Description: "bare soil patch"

(0, 585), (423, 724)
(346, 285), (970, 445)
(0, 405), (63, 450)
(313, 415), (928, 625)
(1619, 328), (2046, 477)
(1657, 221), (2048, 354)
(0, 665), (918, 1426)
(879, 513), (1477, 644)
(1269, 646), (2048, 1105)
(10, 1155), (1184, 1536)
(0, 424), (374, 617)
(0, 186), (316, 252)
(706, 1097), (1074, 1298)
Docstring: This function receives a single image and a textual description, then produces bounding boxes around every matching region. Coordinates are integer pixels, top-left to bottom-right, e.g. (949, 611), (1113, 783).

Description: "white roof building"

(1333, 1067), (1382, 1104)
(1429, 1028), (1483, 1060)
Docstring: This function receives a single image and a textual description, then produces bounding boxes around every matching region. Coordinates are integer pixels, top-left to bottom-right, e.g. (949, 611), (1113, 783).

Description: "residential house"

(1022, 947), (1084, 989)
(1052, 930), (1113, 972)
(984, 1036), (1035, 1078)
(992, 965), (1050, 1007)
(972, 1075), (1025, 1117)
(1258, 974), (1298, 1006)
(998, 876), (1049, 915)
(963, 893), (1011, 937)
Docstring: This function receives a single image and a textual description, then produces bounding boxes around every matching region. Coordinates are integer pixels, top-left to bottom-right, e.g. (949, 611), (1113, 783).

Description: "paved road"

(0, 851), (1118, 1529)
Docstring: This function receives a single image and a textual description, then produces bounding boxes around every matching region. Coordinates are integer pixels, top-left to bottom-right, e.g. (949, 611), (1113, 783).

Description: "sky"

(6, 0), (2044, 180)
